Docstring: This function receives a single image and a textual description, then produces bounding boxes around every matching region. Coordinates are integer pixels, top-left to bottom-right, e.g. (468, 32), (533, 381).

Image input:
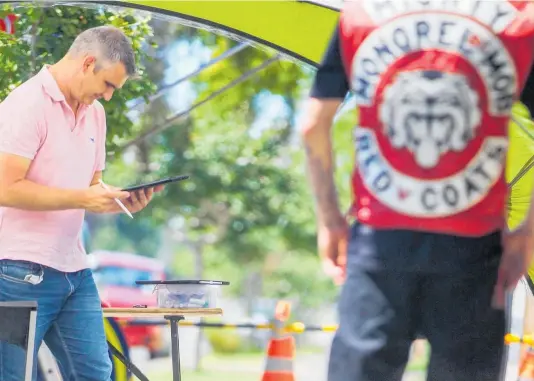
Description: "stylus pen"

(98, 179), (134, 219)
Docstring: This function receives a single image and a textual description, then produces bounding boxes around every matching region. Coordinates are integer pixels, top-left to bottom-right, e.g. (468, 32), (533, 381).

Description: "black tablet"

(122, 175), (189, 192)
(135, 280), (230, 286)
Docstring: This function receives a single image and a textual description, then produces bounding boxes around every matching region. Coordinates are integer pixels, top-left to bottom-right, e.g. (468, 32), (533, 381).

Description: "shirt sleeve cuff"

(0, 146), (36, 160)
(310, 72), (350, 99)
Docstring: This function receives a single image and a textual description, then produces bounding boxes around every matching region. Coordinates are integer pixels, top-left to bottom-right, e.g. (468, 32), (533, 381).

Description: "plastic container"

(136, 280), (230, 308)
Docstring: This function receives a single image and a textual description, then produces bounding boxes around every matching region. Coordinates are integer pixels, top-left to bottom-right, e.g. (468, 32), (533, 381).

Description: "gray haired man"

(0, 26), (162, 380)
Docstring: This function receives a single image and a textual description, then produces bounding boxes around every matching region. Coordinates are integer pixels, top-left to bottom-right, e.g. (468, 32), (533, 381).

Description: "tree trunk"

(137, 140), (151, 175)
(157, 225), (175, 270)
(29, 12), (44, 76)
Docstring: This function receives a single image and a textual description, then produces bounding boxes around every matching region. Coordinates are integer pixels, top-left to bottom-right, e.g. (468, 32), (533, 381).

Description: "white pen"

(98, 179), (134, 219)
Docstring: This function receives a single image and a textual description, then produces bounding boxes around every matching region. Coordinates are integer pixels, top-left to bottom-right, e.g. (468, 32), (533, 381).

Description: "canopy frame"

(2, 0), (534, 188)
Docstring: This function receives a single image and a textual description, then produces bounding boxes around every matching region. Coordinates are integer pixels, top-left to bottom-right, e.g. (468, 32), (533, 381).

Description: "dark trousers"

(327, 224), (505, 381)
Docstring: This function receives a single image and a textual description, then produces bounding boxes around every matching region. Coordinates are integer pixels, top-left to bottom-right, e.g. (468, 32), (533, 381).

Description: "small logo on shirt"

(89, 137), (95, 143)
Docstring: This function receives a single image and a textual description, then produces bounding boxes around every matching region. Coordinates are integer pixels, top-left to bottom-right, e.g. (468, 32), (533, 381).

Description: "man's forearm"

(303, 126), (342, 227)
(0, 179), (86, 211)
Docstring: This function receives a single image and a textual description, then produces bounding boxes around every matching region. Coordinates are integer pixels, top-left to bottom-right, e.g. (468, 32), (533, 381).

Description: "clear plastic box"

(136, 280), (230, 308)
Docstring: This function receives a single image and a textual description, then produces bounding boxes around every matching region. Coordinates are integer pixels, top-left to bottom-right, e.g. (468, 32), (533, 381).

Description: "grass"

(148, 369), (258, 381)
(145, 344), (430, 381)
(146, 352), (263, 381)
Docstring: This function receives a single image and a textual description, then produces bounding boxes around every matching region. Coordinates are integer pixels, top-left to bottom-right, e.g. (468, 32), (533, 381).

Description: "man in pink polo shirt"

(0, 26), (161, 380)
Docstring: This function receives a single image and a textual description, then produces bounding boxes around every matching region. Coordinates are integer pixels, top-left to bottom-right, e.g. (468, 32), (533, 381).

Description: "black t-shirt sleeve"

(310, 25), (350, 99)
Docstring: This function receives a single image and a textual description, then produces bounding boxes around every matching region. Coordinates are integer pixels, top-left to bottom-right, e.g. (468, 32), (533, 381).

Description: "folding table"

(103, 307), (223, 381)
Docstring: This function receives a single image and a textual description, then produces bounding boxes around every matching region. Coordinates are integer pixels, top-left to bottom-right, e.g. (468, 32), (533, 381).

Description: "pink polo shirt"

(0, 66), (107, 272)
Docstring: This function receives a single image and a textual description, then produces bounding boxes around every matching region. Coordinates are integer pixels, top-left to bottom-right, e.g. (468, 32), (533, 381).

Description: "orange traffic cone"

(261, 301), (295, 381)
(519, 347), (534, 380)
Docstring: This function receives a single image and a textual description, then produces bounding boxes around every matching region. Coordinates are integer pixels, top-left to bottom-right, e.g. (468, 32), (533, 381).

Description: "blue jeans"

(328, 224), (504, 381)
(0, 259), (112, 381)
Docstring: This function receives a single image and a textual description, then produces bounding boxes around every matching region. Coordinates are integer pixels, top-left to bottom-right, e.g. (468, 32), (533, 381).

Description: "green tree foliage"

(139, 34), (318, 263)
(144, 31), (351, 307)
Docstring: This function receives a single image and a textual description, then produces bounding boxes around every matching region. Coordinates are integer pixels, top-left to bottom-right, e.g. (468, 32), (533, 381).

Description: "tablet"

(122, 175), (189, 192)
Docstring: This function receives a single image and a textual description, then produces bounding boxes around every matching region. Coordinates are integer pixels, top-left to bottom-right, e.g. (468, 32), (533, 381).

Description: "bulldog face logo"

(379, 70), (482, 169)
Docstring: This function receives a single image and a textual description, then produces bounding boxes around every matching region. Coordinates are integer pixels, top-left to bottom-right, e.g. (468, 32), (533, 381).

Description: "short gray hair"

(68, 26), (136, 76)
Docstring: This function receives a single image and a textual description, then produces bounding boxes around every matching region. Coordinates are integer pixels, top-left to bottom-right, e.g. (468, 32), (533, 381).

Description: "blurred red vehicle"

(88, 250), (170, 358)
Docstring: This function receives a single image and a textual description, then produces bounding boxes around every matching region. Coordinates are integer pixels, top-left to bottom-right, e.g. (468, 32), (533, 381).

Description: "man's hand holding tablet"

(96, 175), (189, 217)
(118, 175), (189, 214)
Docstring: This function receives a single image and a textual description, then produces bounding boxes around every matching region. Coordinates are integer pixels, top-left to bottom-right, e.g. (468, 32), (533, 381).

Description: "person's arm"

(301, 25), (350, 227)
(493, 78), (534, 308)
(0, 106), (87, 210)
(302, 99), (344, 225)
(0, 153), (87, 210)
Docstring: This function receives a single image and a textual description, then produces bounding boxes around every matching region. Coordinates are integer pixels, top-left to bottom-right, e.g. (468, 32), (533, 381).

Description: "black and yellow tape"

(122, 319), (339, 333)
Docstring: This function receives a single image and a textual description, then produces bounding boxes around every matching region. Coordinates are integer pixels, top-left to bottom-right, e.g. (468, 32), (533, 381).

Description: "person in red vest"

(300, 2), (534, 380)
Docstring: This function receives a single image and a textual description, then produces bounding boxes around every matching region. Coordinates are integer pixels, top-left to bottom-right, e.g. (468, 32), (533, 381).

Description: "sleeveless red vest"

(340, 0), (534, 236)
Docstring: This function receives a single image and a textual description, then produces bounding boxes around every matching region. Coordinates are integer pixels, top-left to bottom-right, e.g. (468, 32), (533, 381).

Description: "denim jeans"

(0, 259), (112, 381)
(327, 224), (505, 381)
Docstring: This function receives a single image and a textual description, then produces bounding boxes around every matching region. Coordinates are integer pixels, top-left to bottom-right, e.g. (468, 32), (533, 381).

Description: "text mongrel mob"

(351, 14), (517, 115)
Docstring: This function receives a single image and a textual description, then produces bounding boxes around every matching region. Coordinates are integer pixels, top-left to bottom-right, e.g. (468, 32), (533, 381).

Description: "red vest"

(340, 0), (534, 236)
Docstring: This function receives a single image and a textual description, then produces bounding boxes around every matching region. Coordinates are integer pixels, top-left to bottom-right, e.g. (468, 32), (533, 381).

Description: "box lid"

(136, 280), (230, 286)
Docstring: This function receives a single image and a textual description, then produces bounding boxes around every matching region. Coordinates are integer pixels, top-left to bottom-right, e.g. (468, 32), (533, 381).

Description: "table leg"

(165, 315), (184, 381)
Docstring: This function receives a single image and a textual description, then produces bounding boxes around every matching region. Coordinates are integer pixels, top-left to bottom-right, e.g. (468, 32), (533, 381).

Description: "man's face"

(77, 56), (128, 105)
